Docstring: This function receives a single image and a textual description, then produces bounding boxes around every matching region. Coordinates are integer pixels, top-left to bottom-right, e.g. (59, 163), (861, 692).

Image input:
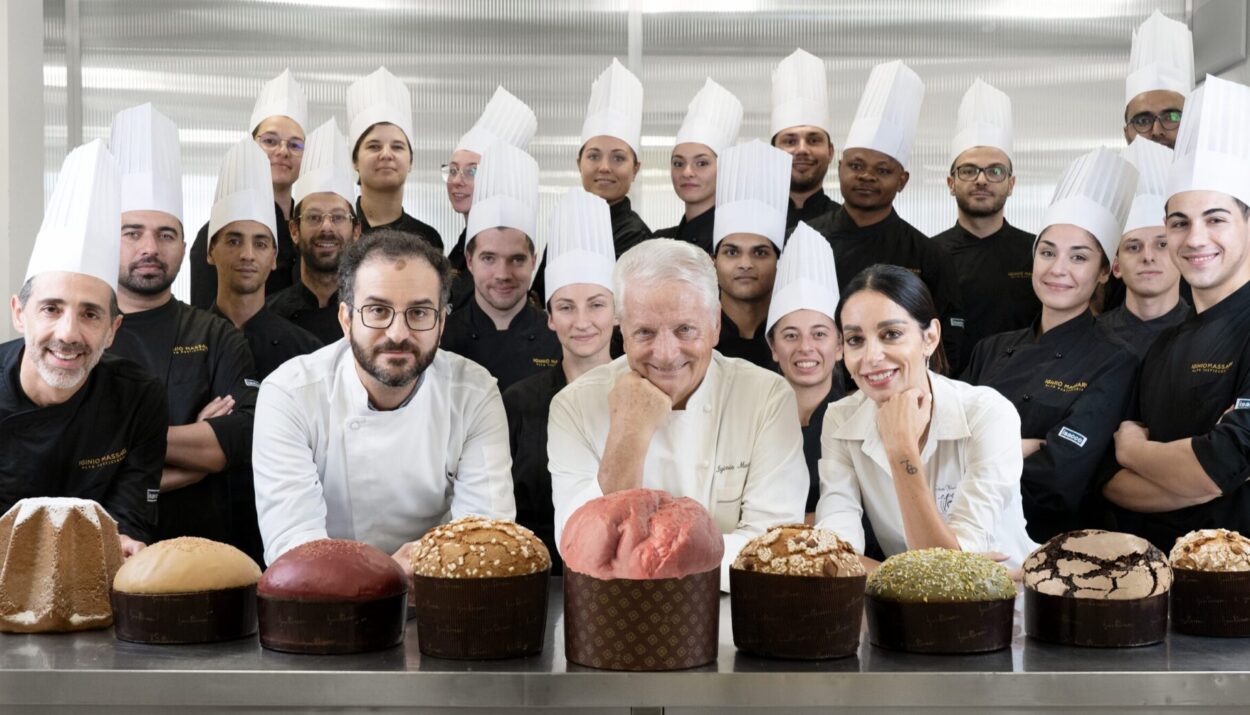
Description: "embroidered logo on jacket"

(147, 489), (159, 503)
(1008, 271), (1032, 279)
(1057, 427), (1087, 448)
(1044, 379), (1088, 394)
(78, 449), (127, 470)
(532, 358), (559, 368)
(1236, 398), (1250, 411)
(172, 344), (209, 355)
(1192, 361), (1233, 375)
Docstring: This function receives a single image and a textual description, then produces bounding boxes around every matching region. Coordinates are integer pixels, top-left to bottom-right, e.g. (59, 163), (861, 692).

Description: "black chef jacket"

(356, 197), (443, 251)
(609, 197), (651, 257)
(963, 312), (1138, 542)
(188, 202), (298, 310)
(447, 227), (474, 313)
(716, 310), (778, 372)
(209, 305), (323, 381)
(809, 208), (964, 368)
(0, 341), (167, 542)
(786, 189), (841, 236)
(801, 382), (846, 512)
(1110, 281), (1250, 549)
(265, 281), (343, 346)
(1096, 299), (1192, 359)
(653, 207), (715, 256)
(107, 298), (258, 544)
(933, 219), (1040, 375)
(440, 298), (561, 392)
(502, 364), (567, 574)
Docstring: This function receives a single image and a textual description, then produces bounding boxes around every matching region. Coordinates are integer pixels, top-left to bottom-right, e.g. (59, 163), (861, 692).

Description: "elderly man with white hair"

(549, 238), (808, 589)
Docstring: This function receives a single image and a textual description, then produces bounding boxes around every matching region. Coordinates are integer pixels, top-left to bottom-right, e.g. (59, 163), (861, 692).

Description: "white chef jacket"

(815, 371), (1036, 568)
(253, 340), (516, 564)
(549, 353), (808, 589)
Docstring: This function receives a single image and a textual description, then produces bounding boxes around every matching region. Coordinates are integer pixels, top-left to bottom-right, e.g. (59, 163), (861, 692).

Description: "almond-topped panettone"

(411, 516), (550, 579)
(732, 525), (864, 578)
(1170, 529), (1250, 572)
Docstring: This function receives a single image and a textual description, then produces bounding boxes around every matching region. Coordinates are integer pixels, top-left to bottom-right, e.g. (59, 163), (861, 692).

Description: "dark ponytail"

(834, 264), (949, 376)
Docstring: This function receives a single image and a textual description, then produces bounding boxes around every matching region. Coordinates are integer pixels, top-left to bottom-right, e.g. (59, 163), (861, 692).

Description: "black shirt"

(0, 341), (167, 542)
(189, 202), (298, 310)
(653, 207), (715, 256)
(356, 197), (443, 251)
(1113, 281), (1250, 549)
(266, 281), (343, 346)
(963, 312), (1139, 542)
(933, 219), (1040, 375)
(609, 197), (651, 257)
(209, 304), (323, 381)
(107, 298), (258, 544)
(1096, 299), (1192, 359)
(502, 364), (568, 574)
(440, 298), (561, 392)
(801, 382), (846, 513)
(715, 310), (778, 372)
(447, 227), (474, 313)
(786, 189), (841, 236)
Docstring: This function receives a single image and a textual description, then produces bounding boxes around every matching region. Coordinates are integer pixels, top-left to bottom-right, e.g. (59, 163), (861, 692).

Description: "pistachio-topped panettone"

(732, 525), (864, 578)
(866, 548), (1015, 603)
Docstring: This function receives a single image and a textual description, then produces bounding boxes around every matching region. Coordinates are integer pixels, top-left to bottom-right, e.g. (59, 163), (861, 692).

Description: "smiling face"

(948, 146), (1014, 218)
(291, 193), (361, 275)
(254, 115), (305, 191)
(1165, 190), (1250, 305)
(620, 279), (719, 409)
(1032, 225), (1109, 315)
(466, 228), (535, 314)
(11, 272), (121, 398)
(339, 254), (443, 390)
(1114, 226), (1180, 300)
(445, 148), (479, 215)
(838, 147), (909, 213)
(578, 135), (639, 204)
(118, 210), (185, 299)
(547, 283), (615, 360)
(838, 289), (938, 404)
(353, 123), (413, 192)
(770, 309), (839, 389)
(773, 126), (832, 194)
(670, 143), (717, 207)
(714, 233), (778, 304)
(208, 220), (277, 297)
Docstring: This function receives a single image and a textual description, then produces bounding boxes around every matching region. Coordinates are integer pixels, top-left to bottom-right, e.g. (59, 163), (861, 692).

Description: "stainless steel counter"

(3, 579), (1250, 714)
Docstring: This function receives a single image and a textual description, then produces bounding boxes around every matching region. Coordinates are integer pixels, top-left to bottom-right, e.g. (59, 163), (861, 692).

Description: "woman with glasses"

(578, 60), (650, 257)
(963, 148), (1140, 543)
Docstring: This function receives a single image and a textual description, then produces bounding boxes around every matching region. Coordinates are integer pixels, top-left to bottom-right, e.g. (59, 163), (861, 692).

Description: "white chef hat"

(208, 137), (277, 242)
(1166, 74), (1250, 207)
(949, 78), (1013, 165)
(249, 69), (308, 134)
(675, 78), (743, 156)
(543, 188), (616, 304)
(346, 66), (413, 152)
(765, 221), (839, 343)
(26, 140), (121, 291)
(845, 60), (925, 170)
(466, 141), (539, 243)
(1121, 136), (1173, 235)
(455, 86), (538, 156)
(109, 102), (183, 225)
(292, 118), (355, 208)
(770, 48), (829, 138)
(712, 139), (792, 250)
(580, 59), (644, 157)
(1126, 10), (1194, 106)
(1041, 147), (1138, 259)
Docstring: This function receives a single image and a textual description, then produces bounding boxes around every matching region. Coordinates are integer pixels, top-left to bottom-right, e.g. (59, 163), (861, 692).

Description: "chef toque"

(1126, 10), (1194, 105)
(109, 102), (183, 225)
(292, 118), (355, 208)
(466, 141), (539, 243)
(770, 48), (829, 138)
(1041, 146), (1138, 259)
(249, 69), (308, 134)
(1166, 74), (1250, 207)
(543, 188), (616, 304)
(949, 78), (1013, 165)
(765, 220), (839, 342)
(346, 66), (414, 152)
(675, 78), (743, 156)
(580, 58), (644, 157)
(1121, 136), (1173, 234)
(712, 139), (792, 250)
(208, 137), (277, 241)
(844, 60), (925, 170)
(455, 86), (538, 156)
(26, 140), (121, 291)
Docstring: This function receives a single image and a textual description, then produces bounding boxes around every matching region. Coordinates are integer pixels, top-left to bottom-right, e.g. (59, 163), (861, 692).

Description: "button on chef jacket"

(653, 207), (715, 256)
(549, 353), (809, 590)
(715, 309), (778, 372)
(107, 298), (258, 543)
(265, 281), (343, 346)
(933, 219), (1040, 375)
(609, 197), (651, 258)
(252, 340), (516, 564)
(962, 311), (1139, 542)
(440, 298), (561, 392)
(355, 197), (443, 252)
(786, 188), (841, 237)
(502, 363), (567, 574)
(1096, 299), (1192, 358)
(1111, 280), (1250, 550)
(0, 340), (167, 542)
(187, 203), (298, 310)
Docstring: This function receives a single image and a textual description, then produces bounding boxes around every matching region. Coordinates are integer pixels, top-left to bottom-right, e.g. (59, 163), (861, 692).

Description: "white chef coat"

(549, 353), (808, 589)
(815, 371), (1036, 568)
(253, 340), (516, 564)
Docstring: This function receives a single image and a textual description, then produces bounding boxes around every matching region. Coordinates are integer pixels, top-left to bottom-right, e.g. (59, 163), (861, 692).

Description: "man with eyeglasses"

(253, 228), (515, 570)
(934, 80), (1039, 375)
(267, 120), (364, 345)
(770, 49), (841, 234)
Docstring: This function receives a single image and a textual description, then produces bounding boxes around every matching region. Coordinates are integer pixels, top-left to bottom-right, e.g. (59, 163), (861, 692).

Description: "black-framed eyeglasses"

(952, 163), (1011, 183)
(356, 304), (441, 331)
(296, 212), (355, 228)
(1127, 110), (1182, 133)
(440, 164), (477, 182)
(256, 133), (305, 154)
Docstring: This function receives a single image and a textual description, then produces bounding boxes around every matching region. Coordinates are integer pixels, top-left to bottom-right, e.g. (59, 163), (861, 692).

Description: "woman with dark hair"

(963, 148), (1139, 543)
(577, 60), (650, 257)
(815, 263), (1034, 570)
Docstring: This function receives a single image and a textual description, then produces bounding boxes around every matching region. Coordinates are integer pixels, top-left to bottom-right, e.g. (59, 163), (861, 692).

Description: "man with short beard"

(106, 106), (258, 546)
(253, 229), (516, 571)
(770, 49), (841, 233)
(2, 140), (166, 557)
(934, 80), (1038, 374)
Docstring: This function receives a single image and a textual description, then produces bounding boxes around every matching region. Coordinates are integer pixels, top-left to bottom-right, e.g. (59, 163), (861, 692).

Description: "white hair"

(614, 238), (720, 322)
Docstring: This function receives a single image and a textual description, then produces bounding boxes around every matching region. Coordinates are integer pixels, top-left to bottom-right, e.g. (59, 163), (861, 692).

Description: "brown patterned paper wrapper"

(112, 585), (257, 644)
(730, 569), (865, 659)
(411, 570), (549, 659)
(1171, 568), (1250, 637)
(257, 592), (406, 654)
(563, 568), (719, 671)
(1025, 589), (1167, 647)
(866, 594), (1014, 654)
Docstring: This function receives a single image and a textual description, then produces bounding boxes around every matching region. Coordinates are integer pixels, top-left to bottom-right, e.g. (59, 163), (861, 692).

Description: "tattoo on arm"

(900, 459), (918, 475)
